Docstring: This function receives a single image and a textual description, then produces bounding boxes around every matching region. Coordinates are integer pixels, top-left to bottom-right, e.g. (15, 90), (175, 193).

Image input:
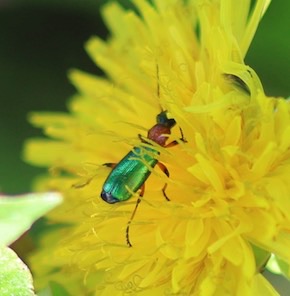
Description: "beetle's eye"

(156, 111), (176, 127)
(156, 111), (167, 124)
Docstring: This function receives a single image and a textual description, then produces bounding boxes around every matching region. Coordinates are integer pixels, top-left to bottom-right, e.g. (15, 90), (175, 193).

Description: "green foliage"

(267, 254), (290, 280)
(251, 243), (271, 272)
(0, 193), (62, 246)
(0, 246), (35, 296)
(0, 192), (62, 295)
(37, 282), (71, 296)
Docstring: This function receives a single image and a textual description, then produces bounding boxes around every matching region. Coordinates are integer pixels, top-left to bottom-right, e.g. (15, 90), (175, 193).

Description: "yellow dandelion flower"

(24, 0), (290, 295)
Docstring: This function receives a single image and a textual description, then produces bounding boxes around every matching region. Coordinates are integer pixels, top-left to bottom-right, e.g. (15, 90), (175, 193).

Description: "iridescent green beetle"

(101, 110), (186, 247)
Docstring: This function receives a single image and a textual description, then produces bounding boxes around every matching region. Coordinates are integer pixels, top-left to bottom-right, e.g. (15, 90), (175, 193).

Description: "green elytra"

(101, 145), (159, 203)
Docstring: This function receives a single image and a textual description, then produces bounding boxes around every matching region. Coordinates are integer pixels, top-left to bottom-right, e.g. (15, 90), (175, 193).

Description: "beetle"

(101, 110), (186, 247)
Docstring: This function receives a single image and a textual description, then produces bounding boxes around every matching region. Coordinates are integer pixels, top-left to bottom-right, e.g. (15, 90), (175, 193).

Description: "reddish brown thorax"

(147, 124), (171, 146)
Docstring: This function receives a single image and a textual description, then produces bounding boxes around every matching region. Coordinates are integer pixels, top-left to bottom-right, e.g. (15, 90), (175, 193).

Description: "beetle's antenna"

(156, 63), (160, 99)
(156, 63), (164, 113)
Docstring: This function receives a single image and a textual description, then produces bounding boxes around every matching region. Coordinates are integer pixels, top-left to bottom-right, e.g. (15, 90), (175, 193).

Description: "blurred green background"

(0, 0), (289, 294)
(0, 0), (136, 195)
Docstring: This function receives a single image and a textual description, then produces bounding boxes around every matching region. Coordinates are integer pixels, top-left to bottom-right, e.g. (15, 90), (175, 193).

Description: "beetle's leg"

(157, 161), (170, 201)
(126, 184), (145, 247)
(179, 127), (187, 143)
(164, 140), (178, 148)
(103, 162), (117, 169)
(164, 128), (187, 148)
(138, 133), (151, 145)
(73, 163), (117, 189)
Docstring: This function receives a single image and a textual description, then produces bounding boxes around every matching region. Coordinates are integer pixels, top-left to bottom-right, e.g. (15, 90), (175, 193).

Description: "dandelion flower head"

(25, 0), (290, 295)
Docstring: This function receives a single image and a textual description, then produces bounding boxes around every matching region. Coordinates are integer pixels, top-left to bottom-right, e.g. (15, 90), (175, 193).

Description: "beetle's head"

(156, 111), (176, 128)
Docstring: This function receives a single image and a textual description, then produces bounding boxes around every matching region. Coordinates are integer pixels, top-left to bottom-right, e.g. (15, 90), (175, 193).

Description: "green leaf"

(251, 243), (271, 272)
(37, 282), (71, 296)
(267, 254), (283, 275)
(276, 257), (290, 280)
(0, 192), (62, 246)
(0, 246), (35, 295)
(267, 254), (290, 279)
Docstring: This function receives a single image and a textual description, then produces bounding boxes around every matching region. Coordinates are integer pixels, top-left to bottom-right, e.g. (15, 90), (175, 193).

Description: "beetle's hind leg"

(157, 161), (170, 201)
(126, 184), (145, 247)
